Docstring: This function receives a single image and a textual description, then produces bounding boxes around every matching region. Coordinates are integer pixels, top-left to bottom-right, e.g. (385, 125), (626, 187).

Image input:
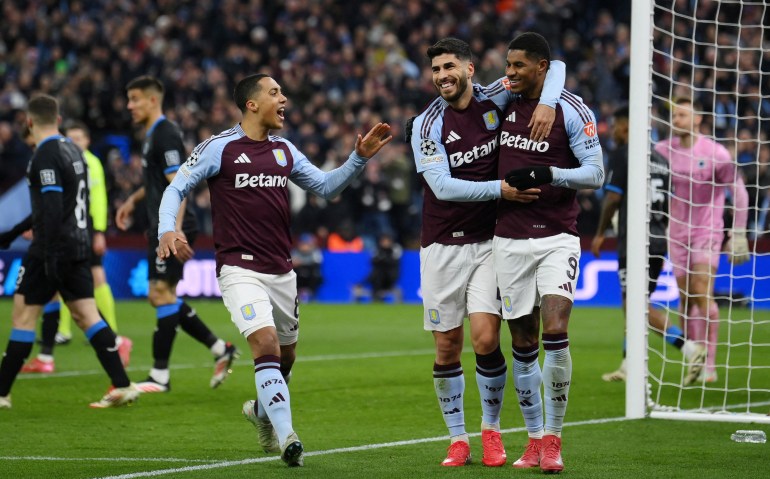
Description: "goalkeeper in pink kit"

(655, 97), (749, 384)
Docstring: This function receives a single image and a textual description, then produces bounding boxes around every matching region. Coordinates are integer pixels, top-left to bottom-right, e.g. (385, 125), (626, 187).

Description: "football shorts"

(493, 233), (581, 320)
(420, 240), (500, 332)
(618, 255), (664, 297)
(217, 264), (299, 345)
(668, 233), (722, 278)
(16, 255), (93, 305)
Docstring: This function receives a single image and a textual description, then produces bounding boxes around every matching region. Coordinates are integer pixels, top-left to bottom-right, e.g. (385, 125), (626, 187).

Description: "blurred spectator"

(0, 1), (766, 244)
(0, 121), (32, 194)
(327, 219), (364, 253)
(292, 234), (324, 303)
(354, 232), (403, 302)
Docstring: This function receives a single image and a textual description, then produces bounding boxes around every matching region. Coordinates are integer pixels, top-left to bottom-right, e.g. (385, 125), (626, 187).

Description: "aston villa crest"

(273, 149), (288, 167)
(483, 110), (500, 130)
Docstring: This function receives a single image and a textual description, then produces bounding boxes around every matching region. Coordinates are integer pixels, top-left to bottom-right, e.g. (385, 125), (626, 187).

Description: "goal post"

(626, 0), (770, 423)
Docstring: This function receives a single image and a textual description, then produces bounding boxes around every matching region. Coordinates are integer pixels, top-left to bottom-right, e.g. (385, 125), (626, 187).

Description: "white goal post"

(626, 0), (770, 423)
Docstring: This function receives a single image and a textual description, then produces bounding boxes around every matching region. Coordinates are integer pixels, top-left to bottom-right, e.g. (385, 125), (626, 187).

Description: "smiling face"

(505, 49), (548, 99)
(431, 53), (473, 105)
(249, 76), (287, 130)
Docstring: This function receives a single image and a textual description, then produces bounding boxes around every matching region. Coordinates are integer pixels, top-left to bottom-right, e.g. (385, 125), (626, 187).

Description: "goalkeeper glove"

(726, 230), (750, 265)
(504, 166), (553, 190)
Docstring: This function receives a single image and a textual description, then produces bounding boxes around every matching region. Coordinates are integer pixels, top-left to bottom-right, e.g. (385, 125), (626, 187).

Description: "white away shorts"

(420, 240), (500, 332)
(493, 233), (581, 320)
(217, 265), (299, 345)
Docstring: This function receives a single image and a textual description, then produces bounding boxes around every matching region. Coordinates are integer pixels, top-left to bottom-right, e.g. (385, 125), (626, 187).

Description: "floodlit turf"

(0, 300), (766, 478)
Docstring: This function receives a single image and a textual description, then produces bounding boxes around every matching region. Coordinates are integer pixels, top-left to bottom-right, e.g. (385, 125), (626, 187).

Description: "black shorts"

(617, 255), (664, 298)
(16, 255), (93, 305)
(147, 230), (197, 285)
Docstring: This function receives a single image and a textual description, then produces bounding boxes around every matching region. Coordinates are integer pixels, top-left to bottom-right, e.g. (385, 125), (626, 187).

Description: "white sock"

(258, 371), (291, 420)
(37, 354), (54, 363)
(512, 349), (544, 438)
(210, 339), (226, 357)
(255, 356), (293, 445)
(433, 362), (466, 437)
(475, 349), (507, 426)
(543, 345), (571, 436)
(149, 368), (170, 384)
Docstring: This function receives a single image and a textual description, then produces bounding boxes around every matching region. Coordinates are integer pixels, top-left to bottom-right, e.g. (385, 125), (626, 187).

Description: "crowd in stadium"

(0, 0), (768, 249)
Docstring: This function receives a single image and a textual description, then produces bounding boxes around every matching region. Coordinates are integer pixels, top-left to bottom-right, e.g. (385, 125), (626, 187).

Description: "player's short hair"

(63, 119), (90, 138)
(27, 94), (59, 126)
(234, 73), (270, 112)
(126, 75), (164, 96)
(508, 32), (551, 63)
(672, 96), (702, 112)
(427, 38), (472, 62)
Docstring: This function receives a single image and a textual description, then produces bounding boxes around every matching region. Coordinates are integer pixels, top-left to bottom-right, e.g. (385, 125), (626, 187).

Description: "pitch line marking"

(15, 348), (442, 381)
(88, 416), (629, 479)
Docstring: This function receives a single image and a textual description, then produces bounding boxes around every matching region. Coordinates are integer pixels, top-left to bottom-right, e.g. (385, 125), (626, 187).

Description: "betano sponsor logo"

(235, 173), (288, 188)
(500, 131), (550, 152)
(448, 136), (498, 167)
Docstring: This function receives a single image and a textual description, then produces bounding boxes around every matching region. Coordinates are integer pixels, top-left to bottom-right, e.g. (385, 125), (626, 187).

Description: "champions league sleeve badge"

(420, 138), (438, 156)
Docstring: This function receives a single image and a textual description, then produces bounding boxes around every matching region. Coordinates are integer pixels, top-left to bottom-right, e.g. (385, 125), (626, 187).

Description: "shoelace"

(484, 433), (505, 454)
(542, 440), (560, 460)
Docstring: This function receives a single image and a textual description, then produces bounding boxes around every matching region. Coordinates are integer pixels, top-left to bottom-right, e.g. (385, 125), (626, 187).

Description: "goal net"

(626, 0), (770, 423)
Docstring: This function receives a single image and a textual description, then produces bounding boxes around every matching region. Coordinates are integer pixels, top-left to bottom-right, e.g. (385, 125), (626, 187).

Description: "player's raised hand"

(355, 123), (393, 158)
(528, 103), (556, 142)
(158, 231), (188, 261)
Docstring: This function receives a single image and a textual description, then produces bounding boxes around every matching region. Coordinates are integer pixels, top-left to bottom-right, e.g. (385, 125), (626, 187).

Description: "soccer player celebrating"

(591, 106), (706, 383)
(0, 95), (138, 409)
(654, 97), (749, 383)
(157, 73), (392, 466)
(116, 76), (238, 393)
(408, 37), (564, 467)
(494, 32), (604, 473)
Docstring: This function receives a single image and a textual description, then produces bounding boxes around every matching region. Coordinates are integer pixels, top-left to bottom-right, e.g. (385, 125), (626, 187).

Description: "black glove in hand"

(504, 166), (553, 190)
(44, 256), (60, 283)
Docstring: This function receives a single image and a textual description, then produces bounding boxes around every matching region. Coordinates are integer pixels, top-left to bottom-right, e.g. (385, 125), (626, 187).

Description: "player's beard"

(439, 75), (469, 104)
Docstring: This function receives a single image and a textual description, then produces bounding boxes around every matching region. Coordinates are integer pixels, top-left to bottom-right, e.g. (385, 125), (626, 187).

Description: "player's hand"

(173, 230), (194, 262)
(92, 231), (107, 256)
(505, 166), (553, 190)
(355, 123), (393, 158)
(44, 255), (60, 283)
(158, 231), (189, 261)
(500, 181), (540, 202)
(529, 104), (556, 142)
(725, 230), (750, 265)
(115, 201), (134, 231)
(590, 235), (604, 258)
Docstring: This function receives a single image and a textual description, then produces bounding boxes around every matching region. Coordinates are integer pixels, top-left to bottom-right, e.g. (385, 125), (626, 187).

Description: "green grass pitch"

(0, 300), (766, 478)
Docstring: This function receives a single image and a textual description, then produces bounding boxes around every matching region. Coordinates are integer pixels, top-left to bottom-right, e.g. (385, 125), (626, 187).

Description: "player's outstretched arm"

(355, 122), (393, 158)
